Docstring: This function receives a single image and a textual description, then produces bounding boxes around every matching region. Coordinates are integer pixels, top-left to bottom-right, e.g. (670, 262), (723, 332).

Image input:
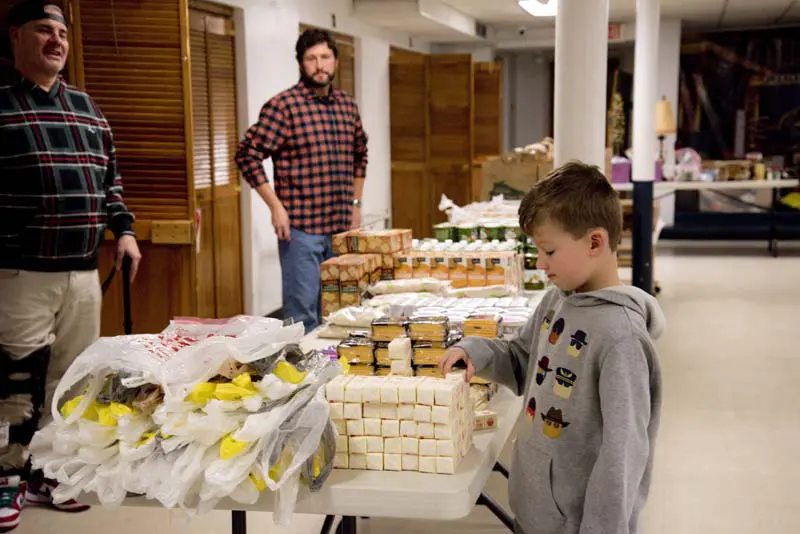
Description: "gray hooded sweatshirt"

(458, 285), (666, 534)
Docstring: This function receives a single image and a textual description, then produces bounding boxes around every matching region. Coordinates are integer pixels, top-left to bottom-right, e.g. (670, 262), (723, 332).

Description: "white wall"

(223, 0), (429, 316)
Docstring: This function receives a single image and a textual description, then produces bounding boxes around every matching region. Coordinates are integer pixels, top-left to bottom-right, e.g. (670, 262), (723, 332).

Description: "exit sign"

(608, 23), (623, 40)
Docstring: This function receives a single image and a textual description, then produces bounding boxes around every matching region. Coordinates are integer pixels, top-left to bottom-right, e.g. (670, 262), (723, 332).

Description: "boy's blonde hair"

(518, 161), (623, 251)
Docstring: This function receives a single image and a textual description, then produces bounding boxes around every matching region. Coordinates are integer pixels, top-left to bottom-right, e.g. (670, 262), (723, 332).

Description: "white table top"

(612, 178), (799, 192)
(114, 386), (522, 520)
(99, 329), (523, 520)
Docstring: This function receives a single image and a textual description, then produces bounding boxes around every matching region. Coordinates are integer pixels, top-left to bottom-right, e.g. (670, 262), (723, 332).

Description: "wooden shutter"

(428, 54), (474, 224)
(298, 24), (356, 97)
(190, 2), (242, 319)
(77, 0), (191, 221)
(472, 61), (503, 202)
(389, 49), (429, 238)
(71, 0), (196, 335)
(473, 61), (503, 160)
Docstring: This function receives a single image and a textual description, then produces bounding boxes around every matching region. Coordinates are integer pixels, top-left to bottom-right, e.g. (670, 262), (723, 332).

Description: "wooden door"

(389, 48), (429, 238)
(428, 54), (474, 227)
(72, 0), (196, 334)
(472, 60), (503, 202)
(190, 1), (243, 319)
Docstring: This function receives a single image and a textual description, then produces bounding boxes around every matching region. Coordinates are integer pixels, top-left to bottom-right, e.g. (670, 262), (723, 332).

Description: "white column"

(554, 0), (610, 168)
(631, 0), (661, 182)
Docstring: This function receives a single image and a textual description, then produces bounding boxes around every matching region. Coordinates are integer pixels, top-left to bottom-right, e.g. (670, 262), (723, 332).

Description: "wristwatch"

(353, 198), (362, 208)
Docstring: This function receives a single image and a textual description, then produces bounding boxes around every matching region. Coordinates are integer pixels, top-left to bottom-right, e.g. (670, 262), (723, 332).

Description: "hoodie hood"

(562, 285), (667, 339)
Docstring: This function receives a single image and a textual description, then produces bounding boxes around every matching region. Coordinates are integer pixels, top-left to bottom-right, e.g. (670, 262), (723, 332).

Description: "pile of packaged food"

(30, 317), (341, 524)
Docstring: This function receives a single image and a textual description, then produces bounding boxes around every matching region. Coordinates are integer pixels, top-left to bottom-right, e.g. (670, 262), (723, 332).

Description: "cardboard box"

(394, 251), (413, 280)
(332, 229), (413, 255)
(448, 254), (468, 289)
(412, 253), (431, 279)
(478, 148), (611, 201)
(467, 254), (486, 287)
(381, 254), (395, 281)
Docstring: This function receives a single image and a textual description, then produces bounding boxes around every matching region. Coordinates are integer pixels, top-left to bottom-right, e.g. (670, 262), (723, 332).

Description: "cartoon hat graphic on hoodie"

(526, 397), (537, 421)
(567, 329), (588, 357)
(541, 310), (555, 334)
(548, 317), (565, 344)
(535, 356), (553, 385)
(542, 407), (570, 439)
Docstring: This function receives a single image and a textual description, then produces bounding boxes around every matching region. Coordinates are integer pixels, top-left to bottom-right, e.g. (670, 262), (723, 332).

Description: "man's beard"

(301, 69), (335, 89)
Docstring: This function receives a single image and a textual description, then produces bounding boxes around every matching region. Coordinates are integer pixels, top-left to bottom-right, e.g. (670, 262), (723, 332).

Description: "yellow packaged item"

(249, 470), (267, 492)
(408, 316), (449, 342)
(186, 382), (216, 405)
(371, 317), (408, 342)
(273, 361), (308, 384)
(220, 433), (249, 459)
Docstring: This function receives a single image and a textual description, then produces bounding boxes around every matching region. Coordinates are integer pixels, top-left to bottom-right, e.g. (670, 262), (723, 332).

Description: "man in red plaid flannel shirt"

(236, 28), (368, 333)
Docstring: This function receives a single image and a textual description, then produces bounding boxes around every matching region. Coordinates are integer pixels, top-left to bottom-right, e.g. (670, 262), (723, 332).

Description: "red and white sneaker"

(25, 478), (90, 513)
(0, 476), (26, 533)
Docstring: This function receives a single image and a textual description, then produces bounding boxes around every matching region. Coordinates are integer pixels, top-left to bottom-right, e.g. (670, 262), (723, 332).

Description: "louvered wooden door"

(389, 48), (429, 238)
(428, 54), (474, 225)
(472, 61), (503, 202)
(69, 0), (196, 335)
(189, 2), (243, 319)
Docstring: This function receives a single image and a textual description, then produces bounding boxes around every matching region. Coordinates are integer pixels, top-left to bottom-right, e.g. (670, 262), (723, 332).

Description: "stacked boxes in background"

(325, 374), (474, 473)
(321, 254), (380, 317)
(323, 229), (414, 317)
(393, 246), (522, 290)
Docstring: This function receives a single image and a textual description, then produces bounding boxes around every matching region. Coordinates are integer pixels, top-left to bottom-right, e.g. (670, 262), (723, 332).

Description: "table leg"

(477, 493), (515, 532)
(769, 186), (779, 257)
(493, 461), (509, 479)
(632, 181), (655, 294)
(320, 515), (336, 534)
(335, 516), (358, 534)
(232, 511), (247, 534)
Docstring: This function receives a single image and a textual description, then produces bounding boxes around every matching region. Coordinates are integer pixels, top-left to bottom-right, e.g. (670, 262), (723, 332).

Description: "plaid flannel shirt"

(236, 80), (368, 236)
(0, 76), (135, 272)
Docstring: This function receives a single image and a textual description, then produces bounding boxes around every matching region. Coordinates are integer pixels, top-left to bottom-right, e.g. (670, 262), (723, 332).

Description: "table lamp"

(655, 96), (676, 162)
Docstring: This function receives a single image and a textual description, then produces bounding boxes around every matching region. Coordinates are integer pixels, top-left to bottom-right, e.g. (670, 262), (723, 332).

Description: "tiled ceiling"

(442, 0), (800, 29)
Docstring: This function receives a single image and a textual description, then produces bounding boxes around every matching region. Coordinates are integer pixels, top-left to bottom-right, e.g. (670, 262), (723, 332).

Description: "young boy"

(440, 161), (665, 534)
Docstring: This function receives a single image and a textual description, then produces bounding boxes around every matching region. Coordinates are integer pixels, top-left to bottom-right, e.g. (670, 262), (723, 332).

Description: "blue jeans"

(278, 228), (334, 334)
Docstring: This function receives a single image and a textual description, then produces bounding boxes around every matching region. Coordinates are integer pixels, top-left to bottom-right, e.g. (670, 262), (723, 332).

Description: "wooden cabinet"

(389, 50), (503, 238)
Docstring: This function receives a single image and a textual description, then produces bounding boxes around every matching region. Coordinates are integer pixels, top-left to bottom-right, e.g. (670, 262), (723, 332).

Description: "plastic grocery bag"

(32, 315), (340, 525)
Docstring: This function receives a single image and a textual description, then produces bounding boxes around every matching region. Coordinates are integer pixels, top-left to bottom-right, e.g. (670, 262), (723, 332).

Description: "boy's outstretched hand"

(439, 347), (475, 382)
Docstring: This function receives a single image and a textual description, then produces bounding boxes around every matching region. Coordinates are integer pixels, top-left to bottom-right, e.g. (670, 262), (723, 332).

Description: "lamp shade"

(655, 96), (676, 135)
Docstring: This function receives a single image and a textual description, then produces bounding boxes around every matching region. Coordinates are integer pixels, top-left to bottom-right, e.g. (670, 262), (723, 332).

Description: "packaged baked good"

(371, 317), (409, 342)
(408, 316), (449, 342)
(374, 343), (391, 367)
(337, 338), (375, 365)
(463, 312), (502, 338)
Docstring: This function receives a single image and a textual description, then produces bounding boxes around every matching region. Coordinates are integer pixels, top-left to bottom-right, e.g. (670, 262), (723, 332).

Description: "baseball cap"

(7, 0), (67, 28)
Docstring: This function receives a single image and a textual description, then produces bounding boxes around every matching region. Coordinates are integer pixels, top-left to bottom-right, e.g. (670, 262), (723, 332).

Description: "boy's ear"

(588, 228), (608, 255)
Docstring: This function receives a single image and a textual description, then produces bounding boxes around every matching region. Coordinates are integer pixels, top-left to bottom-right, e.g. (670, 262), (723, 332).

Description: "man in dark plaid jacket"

(0, 2), (142, 529)
(236, 28), (368, 334)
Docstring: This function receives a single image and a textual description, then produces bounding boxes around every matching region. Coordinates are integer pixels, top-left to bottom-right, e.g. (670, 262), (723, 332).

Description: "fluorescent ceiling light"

(518, 0), (557, 17)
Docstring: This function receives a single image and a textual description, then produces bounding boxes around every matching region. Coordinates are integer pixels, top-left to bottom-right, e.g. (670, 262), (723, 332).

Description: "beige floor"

(17, 249), (800, 534)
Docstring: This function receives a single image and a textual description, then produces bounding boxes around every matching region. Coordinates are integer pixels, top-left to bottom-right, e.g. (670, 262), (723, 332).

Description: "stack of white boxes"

(388, 337), (413, 376)
(325, 374), (473, 474)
